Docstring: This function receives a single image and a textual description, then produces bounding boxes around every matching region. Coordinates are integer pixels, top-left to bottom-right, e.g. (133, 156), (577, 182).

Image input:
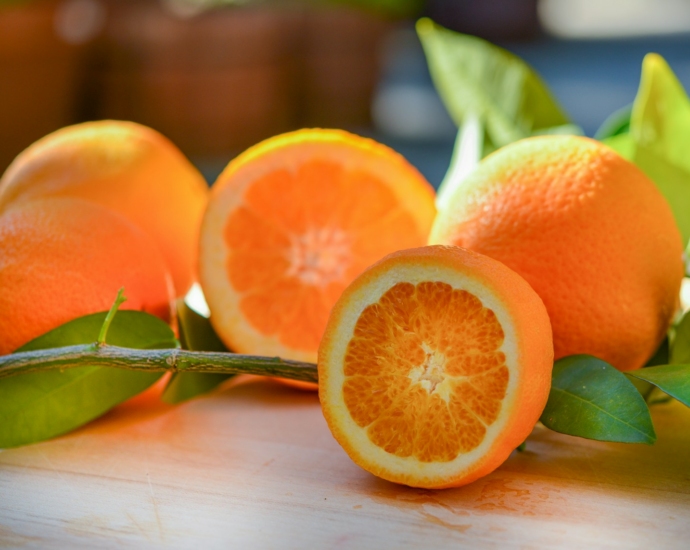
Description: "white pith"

(322, 263), (521, 482)
(286, 227), (351, 287)
(408, 343), (447, 396)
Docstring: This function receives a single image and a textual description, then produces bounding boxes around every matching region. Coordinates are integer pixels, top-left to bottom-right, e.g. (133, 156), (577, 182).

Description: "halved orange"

(318, 245), (553, 488)
(199, 129), (436, 379)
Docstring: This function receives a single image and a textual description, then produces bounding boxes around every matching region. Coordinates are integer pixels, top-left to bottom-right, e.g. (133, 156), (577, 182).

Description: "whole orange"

(0, 197), (175, 355)
(0, 120), (208, 297)
(430, 136), (684, 371)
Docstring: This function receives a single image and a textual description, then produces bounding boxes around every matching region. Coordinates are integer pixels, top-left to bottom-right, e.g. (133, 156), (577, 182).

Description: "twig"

(0, 344), (318, 383)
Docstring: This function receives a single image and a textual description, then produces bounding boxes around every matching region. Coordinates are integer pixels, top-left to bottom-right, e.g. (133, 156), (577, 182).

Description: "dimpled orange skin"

(431, 136), (684, 372)
(0, 198), (175, 355)
(0, 120), (209, 297)
(318, 246), (553, 489)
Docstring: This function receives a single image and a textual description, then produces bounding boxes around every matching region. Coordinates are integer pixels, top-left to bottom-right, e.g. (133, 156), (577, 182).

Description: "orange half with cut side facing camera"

(199, 129), (436, 388)
(318, 245), (553, 488)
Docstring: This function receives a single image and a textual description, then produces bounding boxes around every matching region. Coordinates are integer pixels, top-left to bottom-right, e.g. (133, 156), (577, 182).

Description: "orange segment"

(319, 245), (553, 488)
(199, 129), (436, 371)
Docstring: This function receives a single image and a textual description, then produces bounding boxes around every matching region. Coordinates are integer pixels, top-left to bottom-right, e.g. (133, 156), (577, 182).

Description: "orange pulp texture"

(200, 129), (437, 379)
(0, 120), (209, 297)
(431, 136), (684, 371)
(319, 246), (553, 488)
(0, 198), (175, 355)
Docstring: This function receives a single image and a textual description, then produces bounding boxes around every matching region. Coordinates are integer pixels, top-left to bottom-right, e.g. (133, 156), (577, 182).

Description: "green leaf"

(416, 18), (571, 151)
(670, 310), (690, 364)
(627, 375), (655, 401)
(0, 311), (178, 448)
(174, 300), (227, 353)
(540, 355), (656, 444)
(627, 146), (690, 245)
(594, 104), (632, 141)
(628, 364), (690, 407)
(532, 123), (585, 137)
(436, 118), (483, 211)
(627, 337), (672, 400)
(646, 336), (670, 367)
(161, 300), (233, 404)
(601, 133), (635, 158)
(608, 54), (690, 245)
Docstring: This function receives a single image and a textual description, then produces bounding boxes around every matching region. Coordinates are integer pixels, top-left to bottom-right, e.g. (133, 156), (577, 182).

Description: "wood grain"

(1, 375), (689, 548)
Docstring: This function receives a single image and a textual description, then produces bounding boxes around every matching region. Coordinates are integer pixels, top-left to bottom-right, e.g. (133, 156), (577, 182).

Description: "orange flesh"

(342, 281), (509, 463)
(223, 159), (421, 351)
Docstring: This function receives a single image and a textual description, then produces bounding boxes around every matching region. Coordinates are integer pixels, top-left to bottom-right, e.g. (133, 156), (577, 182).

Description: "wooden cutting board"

(1, 375), (689, 548)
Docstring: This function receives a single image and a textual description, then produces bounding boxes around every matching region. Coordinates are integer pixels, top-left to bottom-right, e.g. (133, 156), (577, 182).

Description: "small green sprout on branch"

(97, 287), (127, 345)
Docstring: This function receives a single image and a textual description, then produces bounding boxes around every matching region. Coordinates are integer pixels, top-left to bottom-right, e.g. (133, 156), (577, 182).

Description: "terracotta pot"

(0, 0), (82, 172)
(99, 2), (300, 157)
(300, 7), (391, 128)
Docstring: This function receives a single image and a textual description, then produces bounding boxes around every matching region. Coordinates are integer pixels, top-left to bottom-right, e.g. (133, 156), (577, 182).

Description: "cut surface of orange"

(199, 129), (436, 369)
(319, 246), (553, 488)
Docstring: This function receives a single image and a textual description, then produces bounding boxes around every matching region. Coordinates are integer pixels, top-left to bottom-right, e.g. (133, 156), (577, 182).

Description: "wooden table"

(1, 375), (689, 548)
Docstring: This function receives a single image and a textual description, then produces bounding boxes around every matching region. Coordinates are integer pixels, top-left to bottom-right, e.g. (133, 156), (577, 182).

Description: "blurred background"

(2, 0), (690, 187)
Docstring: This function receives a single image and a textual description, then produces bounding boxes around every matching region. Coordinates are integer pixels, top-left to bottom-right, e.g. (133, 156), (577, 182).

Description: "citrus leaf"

(161, 370), (232, 404)
(175, 300), (227, 353)
(646, 336), (670, 367)
(416, 18), (571, 151)
(629, 339), (669, 401)
(627, 375), (655, 401)
(17, 312), (178, 353)
(607, 54), (690, 245)
(532, 123), (584, 137)
(594, 104), (632, 141)
(540, 355), (656, 444)
(601, 133), (635, 158)
(161, 300), (233, 404)
(671, 310), (690, 364)
(0, 311), (177, 448)
(436, 119), (483, 211)
(627, 365), (690, 408)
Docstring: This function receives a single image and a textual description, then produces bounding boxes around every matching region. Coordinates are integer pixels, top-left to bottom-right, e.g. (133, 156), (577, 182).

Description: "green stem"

(435, 115), (483, 212)
(0, 344), (318, 383)
(98, 288), (127, 345)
